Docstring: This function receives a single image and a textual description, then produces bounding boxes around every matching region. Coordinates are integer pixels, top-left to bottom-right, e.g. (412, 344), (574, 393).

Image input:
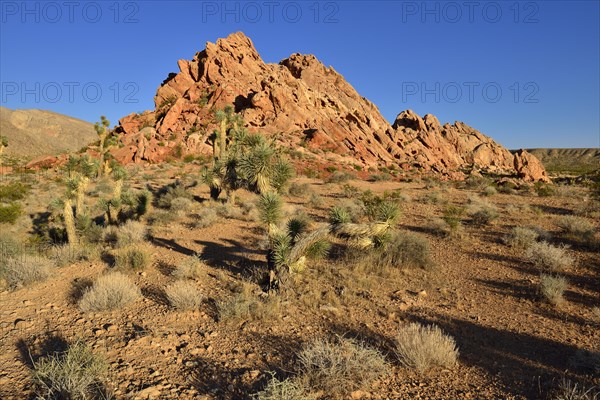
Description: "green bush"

(0, 202), (22, 224)
(0, 182), (28, 201)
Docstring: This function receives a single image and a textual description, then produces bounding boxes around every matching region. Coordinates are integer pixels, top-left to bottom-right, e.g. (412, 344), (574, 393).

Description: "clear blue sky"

(1, 0), (599, 149)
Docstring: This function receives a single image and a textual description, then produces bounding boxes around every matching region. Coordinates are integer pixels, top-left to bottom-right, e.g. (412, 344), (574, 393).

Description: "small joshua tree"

(94, 116), (117, 177)
(201, 107), (293, 201)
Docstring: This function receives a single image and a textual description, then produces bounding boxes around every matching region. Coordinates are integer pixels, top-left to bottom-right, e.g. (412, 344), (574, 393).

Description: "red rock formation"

(112, 31), (549, 181)
(513, 149), (551, 182)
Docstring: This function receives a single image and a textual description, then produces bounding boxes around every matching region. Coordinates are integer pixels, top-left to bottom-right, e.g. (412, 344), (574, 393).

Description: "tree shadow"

(469, 251), (525, 268)
(149, 236), (195, 256)
(194, 239), (266, 276)
(475, 278), (536, 302)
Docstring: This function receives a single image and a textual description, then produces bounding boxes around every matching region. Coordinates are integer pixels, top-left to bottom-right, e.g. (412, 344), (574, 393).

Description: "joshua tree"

(94, 116), (117, 177)
(61, 179), (79, 245)
(63, 155), (98, 218)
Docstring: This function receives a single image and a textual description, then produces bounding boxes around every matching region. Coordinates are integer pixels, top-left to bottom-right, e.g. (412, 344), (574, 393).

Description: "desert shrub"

(464, 175), (492, 190)
(535, 182), (556, 197)
(307, 193), (323, 208)
(4, 254), (53, 289)
(50, 244), (90, 268)
(395, 322), (459, 372)
(79, 272), (141, 312)
(540, 274), (567, 306)
(372, 231), (433, 270)
(258, 192), (283, 228)
(525, 242), (574, 272)
(216, 202), (246, 220)
(298, 337), (390, 397)
(360, 191), (401, 223)
(288, 182), (311, 197)
(556, 215), (595, 242)
(170, 197), (194, 213)
(172, 255), (205, 279)
(253, 374), (312, 400)
(442, 205), (465, 232)
(326, 171), (352, 184)
(115, 220), (147, 248)
(0, 202), (22, 224)
(191, 206), (219, 228)
(114, 247), (152, 270)
(217, 285), (280, 322)
(421, 190), (444, 204)
(32, 341), (110, 400)
(165, 281), (203, 310)
(0, 236), (23, 261)
(467, 196), (499, 225)
(0, 182), (28, 201)
(156, 182), (193, 209)
(75, 215), (104, 244)
(482, 186), (497, 197)
(504, 227), (540, 249)
(369, 173), (392, 182)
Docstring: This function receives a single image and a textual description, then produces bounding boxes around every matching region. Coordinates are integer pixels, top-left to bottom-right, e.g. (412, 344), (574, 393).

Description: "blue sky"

(1, 0), (599, 149)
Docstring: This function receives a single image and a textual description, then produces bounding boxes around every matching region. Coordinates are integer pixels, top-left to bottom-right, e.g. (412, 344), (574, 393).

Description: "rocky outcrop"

(513, 149), (551, 182)
(112, 31), (549, 181)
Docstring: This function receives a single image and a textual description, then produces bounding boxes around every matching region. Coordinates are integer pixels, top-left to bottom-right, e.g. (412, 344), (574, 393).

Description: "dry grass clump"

(504, 227), (540, 249)
(253, 374), (313, 400)
(170, 197), (194, 214)
(394, 322), (459, 372)
(366, 231), (432, 272)
(191, 206), (219, 228)
(298, 337), (390, 397)
(217, 285), (280, 322)
(79, 272), (141, 312)
(114, 246), (152, 270)
(165, 281), (203, 310)
(467, 196), (499, 225)
(115, 220), (147, 248)
(32, 341), (110, 400)
(288, 182), (312, 198)
(482, 186), (497, 197)
(3, 254), (53, 289)
(556, 215), (595, 242)
(172, 255), (205, 279)
(525, 242), (574, 272)
(539, 274), (568, 306)
(50, 244), (95, 267)
(552, 377), (599, 400)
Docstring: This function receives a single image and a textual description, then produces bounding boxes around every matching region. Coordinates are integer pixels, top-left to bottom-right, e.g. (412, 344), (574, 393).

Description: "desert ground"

(0, 158), (598, 399)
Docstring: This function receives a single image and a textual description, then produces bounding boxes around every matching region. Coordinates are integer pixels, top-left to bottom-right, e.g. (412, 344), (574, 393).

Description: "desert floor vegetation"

(1, 161), (598, 399)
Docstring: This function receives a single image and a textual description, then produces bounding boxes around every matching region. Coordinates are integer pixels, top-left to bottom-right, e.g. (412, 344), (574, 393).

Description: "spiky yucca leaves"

(94, 115), (118, 177)
(330, 206), (352, 225)
(271, 158), (295, 194)
(239, 141), (275, 194)
(201, 163), (223, 200)
(258, 192), (283, 233)
(287, 217), (308, 241)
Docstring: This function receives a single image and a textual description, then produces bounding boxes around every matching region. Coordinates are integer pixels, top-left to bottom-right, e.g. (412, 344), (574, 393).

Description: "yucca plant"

(94, 116), (118, 177)
(258, 192), (283, 234)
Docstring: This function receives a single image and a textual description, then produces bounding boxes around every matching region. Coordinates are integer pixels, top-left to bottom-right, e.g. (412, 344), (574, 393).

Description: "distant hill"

(0, 107), (96, 159)
(519, 148), (600, 175)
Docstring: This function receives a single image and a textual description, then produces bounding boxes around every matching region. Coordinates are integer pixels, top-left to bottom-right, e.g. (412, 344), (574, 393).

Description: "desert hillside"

(0, 107), (96, 158)
(522, 148), (600, 175)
